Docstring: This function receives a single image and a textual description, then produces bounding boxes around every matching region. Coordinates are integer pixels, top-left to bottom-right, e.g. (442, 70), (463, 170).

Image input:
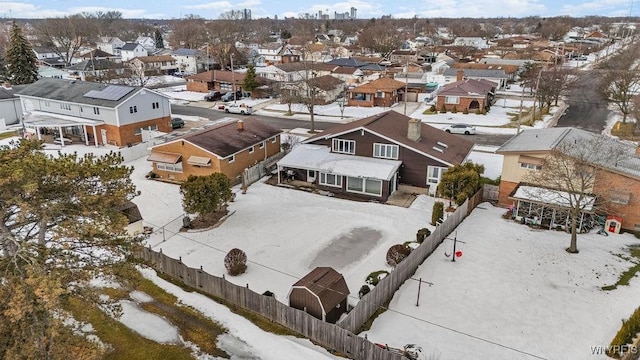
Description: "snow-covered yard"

(363, 203), (640, 360)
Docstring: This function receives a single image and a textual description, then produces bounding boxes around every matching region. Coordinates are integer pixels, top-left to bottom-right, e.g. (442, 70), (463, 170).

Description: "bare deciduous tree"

(357, 19), (402, 56)
(598, 42), (640, 123)
(33, 15), (95, 66)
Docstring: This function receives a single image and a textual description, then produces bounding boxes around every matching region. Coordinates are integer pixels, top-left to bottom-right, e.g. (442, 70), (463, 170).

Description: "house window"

(319, 173), (342, 187)
(259, 142), (265, 149)
(60, 103), (71, 110)
(332, 139), (355, 155)
(228, 155), (235, 163)
(156, 162), (183, 173)
(249, 146), (254, 154)
(427, 166), (446, 184)
(520, 163), (542, 170)
(152, 102), (160, 109)
(373, 143), (399, 159)
(610, 191), (631, 205)
(376, 91), (384, 98)
(93, 107), (100, 115)
(272, 137), (277, 143)
(346, 177), (382, 196)
(445, 96), (459, 104)
(129, 106), (138, 113)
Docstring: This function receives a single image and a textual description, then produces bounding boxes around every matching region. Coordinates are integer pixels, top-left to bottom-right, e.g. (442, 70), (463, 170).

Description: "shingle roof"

(80, 49), (115, 58)
(67, 59), (124, 71)
(496, 128), (573, 153)
(133, 55), (176, 63)
(306, 111), (474, 166)
(437, 78), (497, 97)
(350, 77), (405, 93)
(292, 267), (349, 312)
(309, 75), (344, 91)
(172, 48), (198, 56)
(178, 118), (281, 158)
(326, 58), (368, 67)
(443, 68), (508, 79)
(15, 78), (141, 108)
(121, 43), (141, 51)
(274, 62), (336, 73)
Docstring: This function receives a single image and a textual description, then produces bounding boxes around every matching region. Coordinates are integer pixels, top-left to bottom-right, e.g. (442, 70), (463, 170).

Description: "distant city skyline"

(0, 0), (638, 20)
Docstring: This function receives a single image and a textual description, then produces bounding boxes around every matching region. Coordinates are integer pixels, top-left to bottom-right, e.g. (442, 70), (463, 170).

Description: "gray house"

(0, 84), (23, 128)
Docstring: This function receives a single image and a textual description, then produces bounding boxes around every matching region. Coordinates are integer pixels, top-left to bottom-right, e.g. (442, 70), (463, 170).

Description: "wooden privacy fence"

(337, 188), (483, 334)
(137, 247), (406, 360)
(242, 151), (287, 187)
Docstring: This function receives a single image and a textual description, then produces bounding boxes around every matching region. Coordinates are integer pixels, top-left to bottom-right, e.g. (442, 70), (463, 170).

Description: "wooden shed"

(288, 267), (350, 323)
(116, 201), (143, 236)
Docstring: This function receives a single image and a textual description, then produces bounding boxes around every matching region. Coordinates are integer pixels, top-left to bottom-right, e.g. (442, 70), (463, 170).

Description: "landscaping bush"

(475, 109), (483, 115)
(359, 285), (371, 299)
(224, 248), (247, 276)
(451, 106), (457, 114)
(429, 104), (436, 112)
(463, 108), (469, 114)
(608, 305), (640, 358)
(366, 270), (390, 286)
(416, 228), (431, 243)
(440, 104), (447, 113)
(431, 201), (444, 226)
(386, 244), (411, 267)
(145, 171), (157, 179)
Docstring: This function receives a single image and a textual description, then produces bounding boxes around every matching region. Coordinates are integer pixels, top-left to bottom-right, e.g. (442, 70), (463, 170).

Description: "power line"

(143, 219), (549, 360)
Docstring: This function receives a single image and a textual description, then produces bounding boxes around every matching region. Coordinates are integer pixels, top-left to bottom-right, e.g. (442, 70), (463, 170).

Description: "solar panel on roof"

(83, 85), (135, 101)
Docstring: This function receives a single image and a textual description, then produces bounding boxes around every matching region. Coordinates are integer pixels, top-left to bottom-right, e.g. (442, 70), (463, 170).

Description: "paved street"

(556, 70), (610, 133)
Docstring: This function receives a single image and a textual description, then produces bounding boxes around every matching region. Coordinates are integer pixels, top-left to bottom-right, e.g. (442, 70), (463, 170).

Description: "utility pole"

(404, 56), (409, 115)
(517, 84), (524, 134)
(310, 70), (316, 133)
(230, 53), (236, 103)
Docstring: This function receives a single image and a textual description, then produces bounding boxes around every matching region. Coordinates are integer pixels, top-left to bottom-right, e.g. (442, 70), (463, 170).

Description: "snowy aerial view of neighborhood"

(1, 6), (640, 360)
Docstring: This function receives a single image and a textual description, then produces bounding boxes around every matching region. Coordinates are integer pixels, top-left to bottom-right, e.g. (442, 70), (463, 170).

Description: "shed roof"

(292, 267), (349, 313)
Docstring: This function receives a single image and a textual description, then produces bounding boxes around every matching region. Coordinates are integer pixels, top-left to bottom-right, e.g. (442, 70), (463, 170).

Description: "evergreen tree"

(6, 21), (38, 85)
(242, 64), (259, 92)
(154, 29), (164, 49)
(0, 56), (7, 81)
(437, 162), (485, 205)
(0, 139), (140, 358)
(180, 173), (232, 220)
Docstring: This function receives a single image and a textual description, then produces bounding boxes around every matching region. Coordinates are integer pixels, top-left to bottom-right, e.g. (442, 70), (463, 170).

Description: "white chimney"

(407, 118), (421, 141)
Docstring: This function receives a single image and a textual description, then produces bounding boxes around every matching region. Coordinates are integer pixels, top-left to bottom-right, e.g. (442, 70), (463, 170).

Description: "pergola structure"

(23, 111), (104, 147)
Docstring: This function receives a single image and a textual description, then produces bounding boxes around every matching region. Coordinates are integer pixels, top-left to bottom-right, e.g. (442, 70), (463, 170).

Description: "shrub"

(608, 306), (640, 358)
(451, 106), (457, 114)
(475, 109), (483, 115)
(224, 248), (247, 276)
(429, 104), (436, 112)
(463, 108), (469, 114)
(366, 270), (390, 286)
(431, 201), (444, 226)
(440, 104), (447, 113)
(386, 244), (411, 267)
(146, 171), (157, 179)
(416, 228), (431, 243)
(359, 285), (371, 299)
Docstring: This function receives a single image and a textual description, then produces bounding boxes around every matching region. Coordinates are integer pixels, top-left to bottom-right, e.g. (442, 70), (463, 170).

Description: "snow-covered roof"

(277, 145), (401, 181)
(511, 185), (595, 211)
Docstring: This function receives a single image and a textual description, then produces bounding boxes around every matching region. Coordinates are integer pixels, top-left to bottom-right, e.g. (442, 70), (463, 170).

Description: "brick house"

(148, 118), (281, 183)
(185, 70), (246, 94)
(496, 127), (640, 232)
(346, 77), (406, 108)
(277, 111), (474, 201)
(16, 78), (172, 147)
(436, 73), (496, 112)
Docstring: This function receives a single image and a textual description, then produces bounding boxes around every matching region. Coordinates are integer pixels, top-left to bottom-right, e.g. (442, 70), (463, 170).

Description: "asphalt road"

(556, 71), (610, 133)
(171, 104), (513, 147)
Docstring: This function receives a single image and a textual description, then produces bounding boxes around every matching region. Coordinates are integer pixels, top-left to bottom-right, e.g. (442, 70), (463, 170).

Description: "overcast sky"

(0, 0), (637, 19)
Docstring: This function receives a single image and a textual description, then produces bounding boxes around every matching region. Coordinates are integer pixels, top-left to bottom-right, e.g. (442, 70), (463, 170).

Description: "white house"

(0, 84), (22, 128)
(136, 36), (156, 51)
(452, 37), (491, 49)
(120, 43), (148, 62)
(172, 48), (199, 74)
(15, 78), (172, 147)
(97, 37), (126, 57)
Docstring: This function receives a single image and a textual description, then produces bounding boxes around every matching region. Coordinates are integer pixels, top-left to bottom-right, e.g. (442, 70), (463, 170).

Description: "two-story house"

(148, 118), (281, 183)
(496, 127), (640, 232)
(172, 48), (199, 74)
(97, 37), (126, 57)
(277, 111), (474, 201)
(16, 78), (172, 147)
(120, 43), (148, 62)
(0, 83), (23, 128)
(135, 36), (156, 51)
(129, 55), (178, 75)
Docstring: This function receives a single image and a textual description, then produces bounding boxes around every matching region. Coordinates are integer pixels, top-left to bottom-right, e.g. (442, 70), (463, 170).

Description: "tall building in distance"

(242, 8), (251, 20)
(350, 7), (357, 19)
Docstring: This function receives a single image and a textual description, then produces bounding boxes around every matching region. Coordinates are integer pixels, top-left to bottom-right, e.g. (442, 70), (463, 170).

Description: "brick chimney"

(456, 70), (464, 81)
(407, 118), (421, 141)
(237, 119), (244, 131)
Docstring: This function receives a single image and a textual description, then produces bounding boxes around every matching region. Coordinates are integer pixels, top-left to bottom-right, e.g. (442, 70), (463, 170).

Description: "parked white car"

(443, 124), (476, 135)
(224, 103), (252, 115)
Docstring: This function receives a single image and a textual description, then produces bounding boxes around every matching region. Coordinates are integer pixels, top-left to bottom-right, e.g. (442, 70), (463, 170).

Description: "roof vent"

(432, 146), (444, 153)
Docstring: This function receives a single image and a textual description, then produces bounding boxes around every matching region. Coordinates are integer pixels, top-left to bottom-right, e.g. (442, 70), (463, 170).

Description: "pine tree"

(154, 29), (164, 49)
(6, 21), (38, 85)
(0, 56), (7, 81)
(242, 64), (259, 92)
(180, 173), (232, 220)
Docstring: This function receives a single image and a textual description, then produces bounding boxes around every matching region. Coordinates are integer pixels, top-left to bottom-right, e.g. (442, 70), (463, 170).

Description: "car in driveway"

(171, 117), (185, 129)
(224, 103), (252, 115)
(444, 124), (476, 135)
(204, 91), (225, 101)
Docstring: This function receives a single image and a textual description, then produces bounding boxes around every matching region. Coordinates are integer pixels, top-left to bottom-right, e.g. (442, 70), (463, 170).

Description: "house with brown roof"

(436, 74), (496, 112)
(129, 55), (178, 74)
(280, 74), (345, 105)
(185, 70), (246, 93)
(288, 267), (350, 323)
(346, 77), (406, 107)
(277, 111), (474, 201)
(148, 118), (281, 183)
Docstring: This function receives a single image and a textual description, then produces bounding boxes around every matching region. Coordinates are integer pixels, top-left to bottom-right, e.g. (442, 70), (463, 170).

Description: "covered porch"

(276, 145), (402, 201)
(23, 111), (105, 147)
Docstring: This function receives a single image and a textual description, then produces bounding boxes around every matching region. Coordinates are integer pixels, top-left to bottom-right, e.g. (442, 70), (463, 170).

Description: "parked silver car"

(444, 124), (476, 135)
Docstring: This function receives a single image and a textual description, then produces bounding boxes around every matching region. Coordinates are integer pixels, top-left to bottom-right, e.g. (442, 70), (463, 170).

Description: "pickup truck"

(224, 103), (252, 115)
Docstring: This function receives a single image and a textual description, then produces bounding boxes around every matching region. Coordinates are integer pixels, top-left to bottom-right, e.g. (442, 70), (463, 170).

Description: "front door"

(307, 170), (316, 183)
(100, 129), (108, 145)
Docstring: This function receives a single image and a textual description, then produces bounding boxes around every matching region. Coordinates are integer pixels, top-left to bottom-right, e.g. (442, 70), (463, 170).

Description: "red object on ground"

(455, 251), (463, 258)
